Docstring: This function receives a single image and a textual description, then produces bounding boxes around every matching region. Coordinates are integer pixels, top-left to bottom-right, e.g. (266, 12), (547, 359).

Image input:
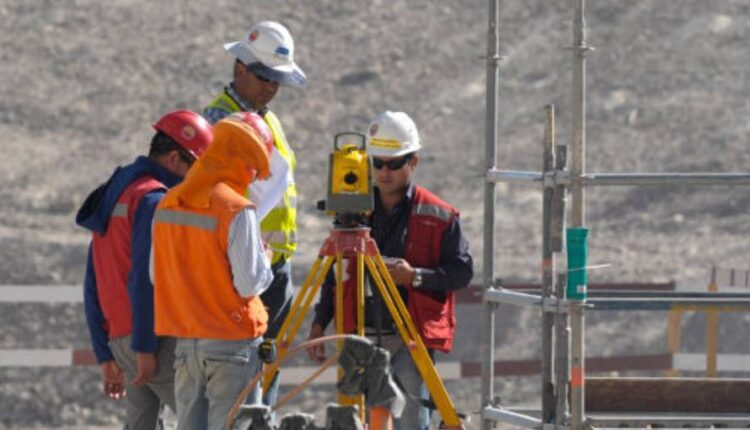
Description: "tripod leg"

(334, 252), (366, 420)
(356, 252), (365, 337)
(365, 254), (463, 429)
(263, 255), (335, 393)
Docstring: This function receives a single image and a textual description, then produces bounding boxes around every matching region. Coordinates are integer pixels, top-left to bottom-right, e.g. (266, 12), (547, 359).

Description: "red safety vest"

(337, 185), (460, 352)
(91, 176), (165, 340)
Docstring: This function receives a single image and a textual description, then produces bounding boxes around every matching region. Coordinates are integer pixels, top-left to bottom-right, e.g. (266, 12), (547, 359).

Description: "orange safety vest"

(152, 183), (268, 340)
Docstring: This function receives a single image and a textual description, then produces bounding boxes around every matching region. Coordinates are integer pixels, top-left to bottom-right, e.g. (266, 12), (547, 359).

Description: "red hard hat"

(152, 110), (213, 159)
(227, 112), (274, 154)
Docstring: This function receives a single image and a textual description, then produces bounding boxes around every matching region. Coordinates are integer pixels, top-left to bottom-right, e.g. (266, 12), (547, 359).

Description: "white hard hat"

(224, 21), (307, 87)
(366, 111), (421, 157)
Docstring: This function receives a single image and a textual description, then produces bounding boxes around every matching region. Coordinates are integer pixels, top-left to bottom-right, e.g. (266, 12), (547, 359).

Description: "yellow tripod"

(263, 225), (464, 429)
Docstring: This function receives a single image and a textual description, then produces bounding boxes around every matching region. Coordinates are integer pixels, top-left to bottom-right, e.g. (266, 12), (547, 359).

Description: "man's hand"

(306, 323), (327, 364)
(131, 352), (157, 386)
(384, 257), (416, 285)
(100, 360), (126, 399)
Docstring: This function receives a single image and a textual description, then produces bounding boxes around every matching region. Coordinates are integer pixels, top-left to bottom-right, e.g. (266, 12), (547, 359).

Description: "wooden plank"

(587, 377), (750, 413)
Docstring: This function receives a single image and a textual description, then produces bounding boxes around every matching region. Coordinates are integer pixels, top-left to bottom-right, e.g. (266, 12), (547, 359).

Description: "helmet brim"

(367, 147), (421, 158)
(245, 61), (307, 88)
(225, 42), (307, 87)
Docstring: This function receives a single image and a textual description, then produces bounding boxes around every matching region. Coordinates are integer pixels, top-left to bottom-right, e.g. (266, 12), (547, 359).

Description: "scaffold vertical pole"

(481, 0), (500, 428)
(555, 273), (570, 427)
(706, 266), (719, 376)
(570, 0), (588, 428)
(554, 142), (569, 428)
(541, 104), (557, 423)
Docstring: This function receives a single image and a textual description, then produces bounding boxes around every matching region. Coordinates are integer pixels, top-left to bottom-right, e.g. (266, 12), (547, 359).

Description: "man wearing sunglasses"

(76, 111), (212, 429)
(308, 111), (474, 430)
(202, 20), (306, 407)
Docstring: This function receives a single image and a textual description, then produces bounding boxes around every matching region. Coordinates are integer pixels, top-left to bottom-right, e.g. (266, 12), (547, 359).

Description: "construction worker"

(151, 113), (275, 430)
(76, 110), (213, 429)
(202, 20), (306, 406)
(307, 111), (474, 430)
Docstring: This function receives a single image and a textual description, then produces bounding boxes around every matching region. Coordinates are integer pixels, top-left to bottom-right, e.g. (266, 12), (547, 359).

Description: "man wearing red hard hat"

(76, 110), (212, 429)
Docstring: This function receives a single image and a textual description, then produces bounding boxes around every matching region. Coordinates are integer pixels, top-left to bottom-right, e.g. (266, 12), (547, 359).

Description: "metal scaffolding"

(479, 0), (750, 429)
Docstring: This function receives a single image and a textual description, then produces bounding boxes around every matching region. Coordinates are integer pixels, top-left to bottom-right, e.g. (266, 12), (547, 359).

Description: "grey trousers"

(378, 335), (432, 430)
(109, 335), (177, 430)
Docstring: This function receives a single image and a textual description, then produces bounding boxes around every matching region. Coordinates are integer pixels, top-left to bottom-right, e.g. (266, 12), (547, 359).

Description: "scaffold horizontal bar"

(486, 170), (750, 187)
(482, 406), (542, 429)
(486, 169), (543, 184)
(588, 295), (750, 311)
(580, 172), (750, 187)
(483, 288), (542, 306)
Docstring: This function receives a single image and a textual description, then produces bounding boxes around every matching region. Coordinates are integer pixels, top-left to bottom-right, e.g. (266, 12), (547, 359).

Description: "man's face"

(169, 150), (195, 178)
(234, 63), (280, 110)
(372, 154), (417, 197)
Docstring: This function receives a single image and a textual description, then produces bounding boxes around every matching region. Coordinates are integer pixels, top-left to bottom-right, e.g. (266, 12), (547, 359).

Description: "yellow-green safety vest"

(204, 91), (298, 263)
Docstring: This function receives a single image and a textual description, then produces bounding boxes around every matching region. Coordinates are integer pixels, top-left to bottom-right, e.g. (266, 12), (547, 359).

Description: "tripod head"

(316, 132), (374, 228)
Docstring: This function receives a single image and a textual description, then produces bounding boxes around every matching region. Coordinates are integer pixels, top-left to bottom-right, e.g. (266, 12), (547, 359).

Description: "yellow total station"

(324, 132), (373, 220)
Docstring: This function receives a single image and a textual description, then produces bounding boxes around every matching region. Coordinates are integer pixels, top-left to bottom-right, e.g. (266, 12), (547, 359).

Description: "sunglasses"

(252, 71), (277, 84)
(372, 154), (413, 170)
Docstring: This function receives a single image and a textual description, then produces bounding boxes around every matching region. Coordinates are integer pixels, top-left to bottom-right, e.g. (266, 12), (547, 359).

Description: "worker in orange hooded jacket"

(151, 112), (274, 430)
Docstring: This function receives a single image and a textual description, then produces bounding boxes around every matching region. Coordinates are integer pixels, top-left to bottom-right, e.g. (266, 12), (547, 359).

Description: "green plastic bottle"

(566, 227), (589, 301)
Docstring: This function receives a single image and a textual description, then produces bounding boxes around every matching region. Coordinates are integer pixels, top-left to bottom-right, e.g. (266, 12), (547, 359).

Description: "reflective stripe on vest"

(111, 203), (129, 218)
(207, 94), (240, 115)
(262, 230), (298, 249)
(412, 203), (453, 222)
(154, 209), (217, 231)
(275, 194), (297, 209)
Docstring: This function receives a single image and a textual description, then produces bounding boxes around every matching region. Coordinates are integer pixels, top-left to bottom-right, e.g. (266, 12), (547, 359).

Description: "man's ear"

(233, 60), (245, 79)
(165, 150), (182, 169)
(409, 154), (419, 169)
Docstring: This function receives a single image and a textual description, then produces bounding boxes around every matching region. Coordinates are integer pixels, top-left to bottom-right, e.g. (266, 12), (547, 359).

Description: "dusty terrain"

(2, 0), (750, 428)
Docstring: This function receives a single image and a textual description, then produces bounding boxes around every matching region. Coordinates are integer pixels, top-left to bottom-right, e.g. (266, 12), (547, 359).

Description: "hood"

(75, 156), (182, 234)
(161, 117), (270, 210)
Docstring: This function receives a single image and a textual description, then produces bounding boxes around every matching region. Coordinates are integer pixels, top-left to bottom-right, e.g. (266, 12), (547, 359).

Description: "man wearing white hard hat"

(308, 111), (474, 430)
(203, 20), (305, 407)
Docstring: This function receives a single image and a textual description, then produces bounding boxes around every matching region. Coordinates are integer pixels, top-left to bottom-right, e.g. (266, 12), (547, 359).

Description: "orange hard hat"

(227, 112), (274, 154)
(152, 110), (213, 159)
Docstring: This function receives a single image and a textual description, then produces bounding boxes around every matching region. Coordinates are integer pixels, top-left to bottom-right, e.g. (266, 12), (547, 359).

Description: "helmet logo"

(180, 125), (196, 141)
(249, 30), (260, 42)
(274, 46), (289, 59)
(369, 123), (379, 136)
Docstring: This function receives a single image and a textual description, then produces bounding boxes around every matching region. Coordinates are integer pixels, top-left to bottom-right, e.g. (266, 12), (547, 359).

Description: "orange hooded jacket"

(152, 116), (272, 340)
